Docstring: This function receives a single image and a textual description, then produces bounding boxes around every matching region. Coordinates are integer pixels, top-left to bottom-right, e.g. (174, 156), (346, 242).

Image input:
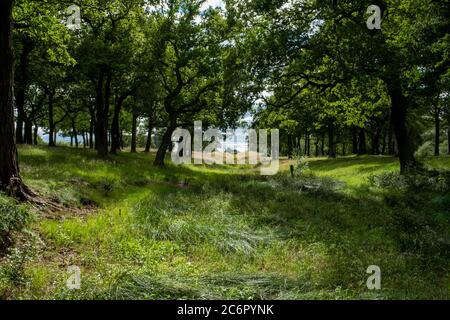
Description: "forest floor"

(0, 145), (449, 299)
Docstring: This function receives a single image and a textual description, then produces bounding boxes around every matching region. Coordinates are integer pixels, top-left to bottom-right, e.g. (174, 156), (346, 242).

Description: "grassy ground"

(0, 146), (449, 299)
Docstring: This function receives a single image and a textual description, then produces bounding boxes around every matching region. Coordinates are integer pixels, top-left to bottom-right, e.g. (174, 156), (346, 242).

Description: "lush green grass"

(0, 146), (449, 299)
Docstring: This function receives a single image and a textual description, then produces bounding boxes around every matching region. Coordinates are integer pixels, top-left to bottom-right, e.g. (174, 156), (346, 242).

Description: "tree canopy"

(1, 0), (449, 196)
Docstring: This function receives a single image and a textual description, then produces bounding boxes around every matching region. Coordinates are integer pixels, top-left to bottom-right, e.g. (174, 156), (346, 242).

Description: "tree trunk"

(72, 118), (78, 148)
(95, 70), (105, 155)
(314, 135), (319, 157)
(24, 117), (33, 144)
(120, 129), (124, 149)
(89, 111), (95, 149)
(306, 133), (311, 157)
(16, 114), (24, 144)
(33, 123), (38, 145)
(48, 90), (56, 146)
(372, 127), (381, 155)
(0, 0), (29, 198)
(82, 131), (86, 148)
(103, 70), (112, 151)
(352, 127), (358, 154)
(144, 116), (153, 153)
(110, 103), (121, 154)
(328, 124), (336, 158)
(287, 135), (293, 159)
(381, 124), (387, 155)
(321, 132), (325, 156)
(387, 115), (394, 155)
(434, 107), (440, 156)
(303, 132), (308, 156)
(95, 68), (111, 157)
(110, 90), (132, 154)
(389, 87), (416, 173)
(154, 118), (177, 167)
(15, 36), (33, 145)
(130, 112), (138, 153)
(358, 128), (367, 155)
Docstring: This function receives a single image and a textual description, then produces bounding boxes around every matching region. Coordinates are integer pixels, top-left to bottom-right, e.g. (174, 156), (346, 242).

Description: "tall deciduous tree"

(0, 0), (28, 198)
(147, 1), (228, 166)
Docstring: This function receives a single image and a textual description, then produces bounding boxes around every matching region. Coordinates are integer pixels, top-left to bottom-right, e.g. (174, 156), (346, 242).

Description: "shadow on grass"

(127, 168), (450, 299)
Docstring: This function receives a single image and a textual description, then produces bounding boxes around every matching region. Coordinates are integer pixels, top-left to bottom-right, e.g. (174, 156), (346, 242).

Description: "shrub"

(415, 141), (433, 160)
(368, 170), (450, 193)
(94, 178), (118, 195)
(0, 197), (30, 251)
(292, 148), (310, 176)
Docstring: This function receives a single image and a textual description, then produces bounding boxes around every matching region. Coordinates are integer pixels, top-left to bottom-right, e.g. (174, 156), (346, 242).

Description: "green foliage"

(94, 178), (119, 196)
(292, 148), (310, 176)
(0, 197), (30, 250)
(242, 0), (450, 168)
(368, 169), (450, 193)
(2, 0), (450, 300)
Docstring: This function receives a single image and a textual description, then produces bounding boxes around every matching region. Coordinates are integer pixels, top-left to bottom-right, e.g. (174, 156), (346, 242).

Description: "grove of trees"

(0, 0), (449, 199)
